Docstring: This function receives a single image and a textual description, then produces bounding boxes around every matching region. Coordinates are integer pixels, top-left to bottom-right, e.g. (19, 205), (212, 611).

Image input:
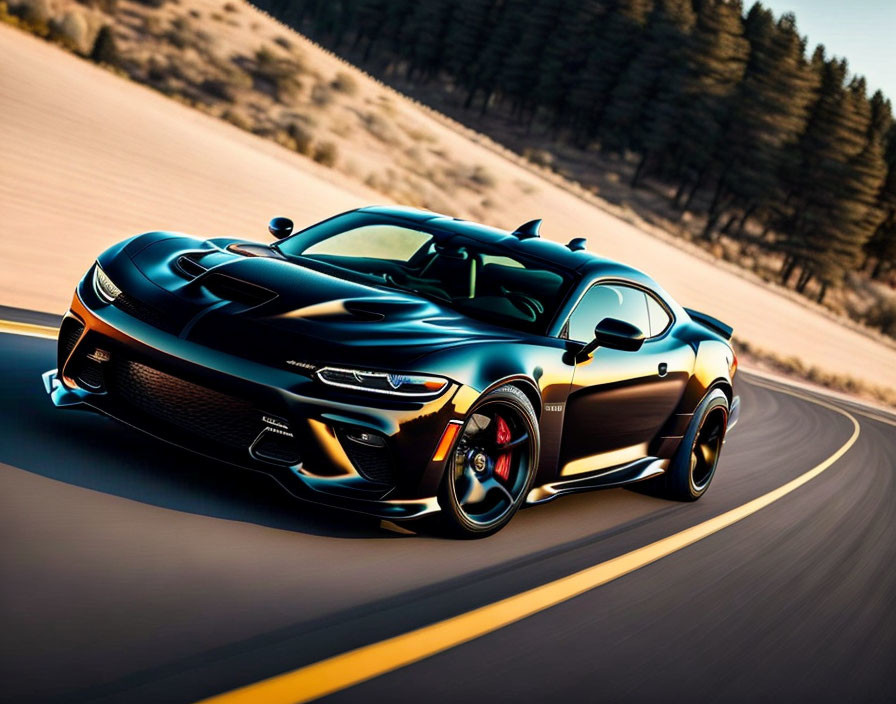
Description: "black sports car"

(45, 206), (740, 537)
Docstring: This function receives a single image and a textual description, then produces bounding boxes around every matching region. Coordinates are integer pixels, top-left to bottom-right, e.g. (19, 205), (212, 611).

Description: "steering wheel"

(501, 286), (543, 320)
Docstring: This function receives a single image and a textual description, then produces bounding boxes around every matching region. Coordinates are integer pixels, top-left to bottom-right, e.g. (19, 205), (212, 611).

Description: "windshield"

(277, 212), (573, 334)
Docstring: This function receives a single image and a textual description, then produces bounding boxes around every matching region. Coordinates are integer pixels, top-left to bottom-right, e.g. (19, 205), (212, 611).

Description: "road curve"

(0, 314), (893, 704)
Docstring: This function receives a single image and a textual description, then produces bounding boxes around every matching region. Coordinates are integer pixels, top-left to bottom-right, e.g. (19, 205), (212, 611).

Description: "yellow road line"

(0, 319), (57, 339)
(195, 380), (861, 704)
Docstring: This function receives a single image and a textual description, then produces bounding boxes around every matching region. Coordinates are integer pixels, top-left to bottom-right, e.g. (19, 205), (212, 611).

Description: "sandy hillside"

(0, 20), (894, 390)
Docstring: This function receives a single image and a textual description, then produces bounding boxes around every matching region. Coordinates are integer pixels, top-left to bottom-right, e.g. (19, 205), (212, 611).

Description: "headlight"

(93, 264), (121, 302)
(315, 367), (448, 397)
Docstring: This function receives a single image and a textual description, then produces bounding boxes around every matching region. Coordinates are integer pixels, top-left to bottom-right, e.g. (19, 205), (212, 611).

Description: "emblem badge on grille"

(87, 348), (111, 363)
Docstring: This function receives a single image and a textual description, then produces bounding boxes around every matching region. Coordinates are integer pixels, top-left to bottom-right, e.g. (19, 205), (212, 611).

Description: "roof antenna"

(567, 237), (587, 251)
(512, 219), (542, 240)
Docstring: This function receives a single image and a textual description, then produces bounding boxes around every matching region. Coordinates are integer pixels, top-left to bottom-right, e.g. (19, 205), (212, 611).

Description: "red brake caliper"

(494, 415), (512, 481)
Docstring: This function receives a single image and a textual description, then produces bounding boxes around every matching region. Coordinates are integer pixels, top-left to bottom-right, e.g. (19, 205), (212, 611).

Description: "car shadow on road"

(0, 333), (406, 538)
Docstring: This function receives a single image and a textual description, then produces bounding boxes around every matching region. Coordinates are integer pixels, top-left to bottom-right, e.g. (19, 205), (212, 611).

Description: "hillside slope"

(0, 20), (894, 390)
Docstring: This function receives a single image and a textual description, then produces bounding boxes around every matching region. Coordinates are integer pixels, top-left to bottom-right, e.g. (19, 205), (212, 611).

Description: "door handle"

(657, 362), (668, 377)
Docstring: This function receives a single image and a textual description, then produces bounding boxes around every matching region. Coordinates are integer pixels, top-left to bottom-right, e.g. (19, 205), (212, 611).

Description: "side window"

(567, 284), (650, 342)
(646, 294), (672, 336)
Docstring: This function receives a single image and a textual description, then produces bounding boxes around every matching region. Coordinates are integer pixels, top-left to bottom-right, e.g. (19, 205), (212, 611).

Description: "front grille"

(338, 430), (394, 484)
(113, 293), (167, 329)
(57, 317), (84, 370)
(109, 360), (261, 448)
(76, 358), (105, 390)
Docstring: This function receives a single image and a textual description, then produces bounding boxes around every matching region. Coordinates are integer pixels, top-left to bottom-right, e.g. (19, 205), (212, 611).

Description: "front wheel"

(438, 385), (539, 538)
(653, 388), (729, 501)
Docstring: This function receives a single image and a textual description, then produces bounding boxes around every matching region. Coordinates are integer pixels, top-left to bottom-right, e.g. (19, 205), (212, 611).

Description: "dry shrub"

(222, 108), (253, 131)
(523, 147), (554, 168)
(363, 111), (399, 144)
(331, 71), (358, 96)
(89, 24), (119, 65)
(274, 35), (291, 50)
(11, 0), (50, 33)
(311, 82), (334, 108)
(132, 0), (166, 7)
(51, 9), (89, 53)
(470, 165), (496, 189)
(287, 122), (314, 155)
(165, 15), (192, 49)
(199, 78), (236, 102)
(864, 297), (896, 338)
(313, 141), (338, 167)
(253, 46), (303, 102)
(223, 1), (238, 12)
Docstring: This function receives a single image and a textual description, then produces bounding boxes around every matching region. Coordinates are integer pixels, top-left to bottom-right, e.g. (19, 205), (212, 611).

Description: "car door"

(559, 281), (690, 476)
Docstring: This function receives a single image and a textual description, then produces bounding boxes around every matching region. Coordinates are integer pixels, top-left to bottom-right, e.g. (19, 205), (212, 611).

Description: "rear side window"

(567, 283), (650, 342)
(646, 294), (672, 336)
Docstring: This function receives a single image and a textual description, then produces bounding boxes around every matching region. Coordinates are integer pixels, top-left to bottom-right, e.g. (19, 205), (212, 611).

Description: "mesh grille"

(252, 431), (301, 465)
(113, 294), (168, 329)
(109, 360), (261, 448)
(57, 317), (84, 371)
(76, 359), (104, 390)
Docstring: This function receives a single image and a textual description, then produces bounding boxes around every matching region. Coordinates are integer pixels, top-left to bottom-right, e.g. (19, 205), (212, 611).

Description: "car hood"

(118, 235), (526, 370)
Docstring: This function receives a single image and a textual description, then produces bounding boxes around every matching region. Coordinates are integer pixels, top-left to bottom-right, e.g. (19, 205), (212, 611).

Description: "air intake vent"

(336, 427), (394, 485)
(201, 273), (277, 307)
(57, 317), (84, 371)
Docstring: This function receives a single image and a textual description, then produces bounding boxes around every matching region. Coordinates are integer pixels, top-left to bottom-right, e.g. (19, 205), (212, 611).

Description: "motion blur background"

(1, 0), (895, 407)
(1, 3), (895, 703)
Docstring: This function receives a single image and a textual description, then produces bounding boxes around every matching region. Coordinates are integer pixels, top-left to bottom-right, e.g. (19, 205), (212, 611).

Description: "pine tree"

(779, 63), (887, 297)
(566, 0), (653, 144)
(700, 7), (816, 237)
(600, 0), (695, 165)
(863, 100), (896, 278)
(646, 0), (749, 198)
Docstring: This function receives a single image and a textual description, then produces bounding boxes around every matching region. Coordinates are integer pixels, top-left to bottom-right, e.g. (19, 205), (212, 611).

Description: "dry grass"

(735, 337), (896, 407)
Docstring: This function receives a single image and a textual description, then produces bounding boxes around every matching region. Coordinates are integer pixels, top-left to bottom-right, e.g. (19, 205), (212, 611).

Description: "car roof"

(357, 205), (656, 286)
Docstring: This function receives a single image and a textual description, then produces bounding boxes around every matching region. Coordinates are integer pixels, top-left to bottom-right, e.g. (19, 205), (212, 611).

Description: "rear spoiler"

(685, 308), (733, 341)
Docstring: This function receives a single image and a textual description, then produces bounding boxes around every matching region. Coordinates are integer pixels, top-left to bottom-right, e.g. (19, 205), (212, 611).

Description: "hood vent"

(202, 272), (277, 307)
(176, 254), (209, 279)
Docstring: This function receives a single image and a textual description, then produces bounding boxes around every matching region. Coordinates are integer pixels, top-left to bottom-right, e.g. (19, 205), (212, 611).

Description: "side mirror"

(268, 216), (293, 240)
(577, 317), (645, 360)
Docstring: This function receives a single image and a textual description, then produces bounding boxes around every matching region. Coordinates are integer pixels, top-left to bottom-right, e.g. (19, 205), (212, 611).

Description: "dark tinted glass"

(568, 284), (650, 341)
(277, 212), (571, 334)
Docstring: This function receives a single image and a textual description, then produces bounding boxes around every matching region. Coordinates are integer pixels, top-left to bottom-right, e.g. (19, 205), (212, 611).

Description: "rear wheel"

(438, 385), (539, 538)
(654, 388), (728, 501)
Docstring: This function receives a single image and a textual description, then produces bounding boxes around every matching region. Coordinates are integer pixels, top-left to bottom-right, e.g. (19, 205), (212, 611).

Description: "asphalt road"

(1, 321), (894, 704)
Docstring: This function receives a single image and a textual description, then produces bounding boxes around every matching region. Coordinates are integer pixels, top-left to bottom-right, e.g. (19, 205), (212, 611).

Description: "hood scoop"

(176, 253), (210, 279)
(200, 272), (278, 307)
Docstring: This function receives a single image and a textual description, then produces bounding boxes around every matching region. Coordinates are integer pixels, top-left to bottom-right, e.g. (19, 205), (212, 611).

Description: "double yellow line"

(195, 381), (861, 704)
(0, 320), (864, 703)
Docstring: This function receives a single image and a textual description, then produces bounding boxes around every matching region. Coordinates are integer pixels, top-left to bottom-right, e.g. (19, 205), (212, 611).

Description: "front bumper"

(46, 291), (466, 520)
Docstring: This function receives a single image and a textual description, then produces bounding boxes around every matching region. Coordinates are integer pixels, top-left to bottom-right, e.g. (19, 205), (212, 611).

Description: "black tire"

(653, 388), (729, 501)
(438, 385), (539, 538)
